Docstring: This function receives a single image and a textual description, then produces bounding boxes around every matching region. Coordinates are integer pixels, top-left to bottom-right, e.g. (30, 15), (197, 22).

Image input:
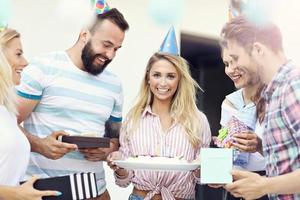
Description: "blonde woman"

(108, 52), (211, 200)
(0, 27), (60, 200)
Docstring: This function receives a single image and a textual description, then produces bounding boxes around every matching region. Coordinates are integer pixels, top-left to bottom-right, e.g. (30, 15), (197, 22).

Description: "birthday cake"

(126, 155), (188, 164)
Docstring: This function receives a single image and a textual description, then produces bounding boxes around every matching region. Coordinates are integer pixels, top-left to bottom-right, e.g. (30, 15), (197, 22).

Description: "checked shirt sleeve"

(281, 78), (300, 146)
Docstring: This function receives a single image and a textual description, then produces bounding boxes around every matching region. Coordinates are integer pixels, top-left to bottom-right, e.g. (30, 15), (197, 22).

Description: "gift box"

(214, 116), (250, 167)
(59, 136), (110, 148)
(200, 148), (233, 184)
(30, 173), (98, 200)
(215, 116), (249, 147)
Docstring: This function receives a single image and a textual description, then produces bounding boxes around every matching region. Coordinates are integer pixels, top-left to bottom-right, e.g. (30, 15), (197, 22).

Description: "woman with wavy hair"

(108, 51), (211, 200)
(0, 27), (60, 200)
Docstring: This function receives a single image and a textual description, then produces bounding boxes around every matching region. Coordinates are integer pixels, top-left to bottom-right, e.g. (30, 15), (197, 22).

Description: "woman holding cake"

(108, 27), (211, 200)
(0, 27), (60, 199)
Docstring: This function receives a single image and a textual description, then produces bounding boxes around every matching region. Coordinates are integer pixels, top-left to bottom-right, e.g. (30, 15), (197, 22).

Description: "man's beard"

(81, 41), (112, 75)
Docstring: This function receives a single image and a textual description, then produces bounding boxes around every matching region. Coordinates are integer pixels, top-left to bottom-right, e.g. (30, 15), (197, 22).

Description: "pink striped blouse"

(115, 106), (211, 200)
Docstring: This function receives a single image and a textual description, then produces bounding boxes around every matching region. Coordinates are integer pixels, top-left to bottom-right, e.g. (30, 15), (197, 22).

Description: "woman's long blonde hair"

(125, 52), (203, 148)
(0, 28), (20, 114)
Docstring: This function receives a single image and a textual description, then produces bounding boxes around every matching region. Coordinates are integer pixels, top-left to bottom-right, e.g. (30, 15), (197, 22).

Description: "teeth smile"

(97, 57), (106, 62)
(231, 75), (241, 80)
(157, 88), (169, 92)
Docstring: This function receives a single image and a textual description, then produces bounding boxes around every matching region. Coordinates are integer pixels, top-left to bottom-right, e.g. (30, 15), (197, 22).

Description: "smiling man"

(221, 16), (300, 200)
(217, 29), (268, 200)
(16, 7), (129, 200)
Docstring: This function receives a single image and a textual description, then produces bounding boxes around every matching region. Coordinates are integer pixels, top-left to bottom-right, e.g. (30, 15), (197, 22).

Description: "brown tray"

(59, 136), (110, 148)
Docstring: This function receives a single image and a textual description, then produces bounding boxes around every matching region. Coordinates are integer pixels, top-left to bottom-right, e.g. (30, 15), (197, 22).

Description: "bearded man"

(16, 7), (129, 200)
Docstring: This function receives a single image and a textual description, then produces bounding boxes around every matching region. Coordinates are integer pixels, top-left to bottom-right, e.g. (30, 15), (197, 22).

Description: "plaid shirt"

(263, 61), (300, 200)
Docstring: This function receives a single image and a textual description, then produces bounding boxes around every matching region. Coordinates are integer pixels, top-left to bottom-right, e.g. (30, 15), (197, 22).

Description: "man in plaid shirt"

(221, 16), (300, 200)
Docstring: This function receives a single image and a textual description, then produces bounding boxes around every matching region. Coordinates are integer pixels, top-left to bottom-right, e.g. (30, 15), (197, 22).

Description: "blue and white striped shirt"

(16, 51), (123, 194)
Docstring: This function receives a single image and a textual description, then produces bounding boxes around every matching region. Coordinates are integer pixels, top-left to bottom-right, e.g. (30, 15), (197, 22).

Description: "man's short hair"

(220, 16), (283, 53)
(89, 8), (129, 33)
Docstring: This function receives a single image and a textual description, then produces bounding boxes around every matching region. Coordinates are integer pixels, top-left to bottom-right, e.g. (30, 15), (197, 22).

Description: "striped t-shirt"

(16, 51), (123, 194)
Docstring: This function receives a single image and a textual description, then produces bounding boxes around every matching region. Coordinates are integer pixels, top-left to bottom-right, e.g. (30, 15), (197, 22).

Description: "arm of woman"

(200, 112), (212, 148)
(0, 176), (61, 200)
(193, 112), (212, 182)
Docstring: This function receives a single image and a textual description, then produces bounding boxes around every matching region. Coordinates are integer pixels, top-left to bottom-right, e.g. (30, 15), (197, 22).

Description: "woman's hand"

(193, 168), (200, 178)
(232, 131), (262, 153)
(1, 176), (61, 200)
(107, 151), (128, 178)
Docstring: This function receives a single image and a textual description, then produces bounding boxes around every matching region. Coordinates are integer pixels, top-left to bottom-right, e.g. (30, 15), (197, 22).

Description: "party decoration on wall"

(94, 0), (110, 15)
(0, 0), (12, 28)
(90, 0), (96, 7)
(228, 0), (272, 25)
(149, 0), (184, 26)
(159, 26), (179, 55)
(243, 0), (272, 25)
(228, 0), (246, 21)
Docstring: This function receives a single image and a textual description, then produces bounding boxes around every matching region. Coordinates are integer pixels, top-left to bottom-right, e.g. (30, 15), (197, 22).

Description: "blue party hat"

(159, 26), (179, 55)
(94, 0), (110, 14)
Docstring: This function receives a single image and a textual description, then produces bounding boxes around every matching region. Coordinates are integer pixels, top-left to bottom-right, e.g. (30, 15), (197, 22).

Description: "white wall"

(10, 0), (228, 115)
(9, 0), (300, 199)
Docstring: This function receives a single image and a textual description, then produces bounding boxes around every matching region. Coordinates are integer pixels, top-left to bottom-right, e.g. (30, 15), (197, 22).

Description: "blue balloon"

(149, 0), (184, 26)
(0, 0), (12, 27)
(243, 0), (272, 26)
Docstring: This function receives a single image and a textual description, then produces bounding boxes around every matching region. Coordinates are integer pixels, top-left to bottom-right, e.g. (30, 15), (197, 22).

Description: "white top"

(221, 89), (265, 171)
(246, 121), (266, 171)
(0, 105), (30, 186)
